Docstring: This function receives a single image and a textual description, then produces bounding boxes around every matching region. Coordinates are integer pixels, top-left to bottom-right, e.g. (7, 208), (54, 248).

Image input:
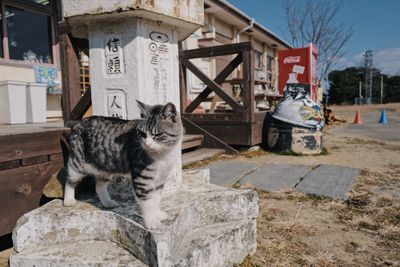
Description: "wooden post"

(242, 49), (255, 123)
(179, 60), (187, 115)
(60, 33), (83, 123)
(178, 41), (187, 114)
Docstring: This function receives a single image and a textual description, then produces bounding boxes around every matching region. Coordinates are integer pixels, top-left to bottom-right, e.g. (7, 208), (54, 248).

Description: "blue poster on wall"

(33, 66), (60, 87)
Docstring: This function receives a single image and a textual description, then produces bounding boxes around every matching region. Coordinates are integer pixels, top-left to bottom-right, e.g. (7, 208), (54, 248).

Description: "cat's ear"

(136, 100), (151, 118)
(162, 102), (177, 122)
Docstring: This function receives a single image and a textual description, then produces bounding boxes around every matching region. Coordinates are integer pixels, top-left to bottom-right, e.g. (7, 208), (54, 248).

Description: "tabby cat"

(63, 101), (183, 229)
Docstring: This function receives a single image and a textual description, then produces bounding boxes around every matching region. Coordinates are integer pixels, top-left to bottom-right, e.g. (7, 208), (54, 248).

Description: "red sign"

(278, 44), (318, 101)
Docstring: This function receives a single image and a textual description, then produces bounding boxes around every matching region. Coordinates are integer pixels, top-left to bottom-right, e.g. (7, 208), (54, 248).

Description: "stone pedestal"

(62, 0), (203, 192)
(10, 171), (258, 267)
(87, 17), (183, 191)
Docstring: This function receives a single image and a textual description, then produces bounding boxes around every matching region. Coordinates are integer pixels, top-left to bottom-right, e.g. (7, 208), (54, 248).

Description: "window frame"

(0, 0), (58, 67)
(254, 50), (263, 70)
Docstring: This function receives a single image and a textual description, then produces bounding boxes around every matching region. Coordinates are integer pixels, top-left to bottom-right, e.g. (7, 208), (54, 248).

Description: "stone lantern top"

(62, 0), (204, 40)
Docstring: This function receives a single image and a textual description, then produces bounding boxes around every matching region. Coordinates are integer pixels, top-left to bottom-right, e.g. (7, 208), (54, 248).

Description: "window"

(255, 51), (263, 70)
(267, 56), (273, 82)
(0, 0), (55, 64)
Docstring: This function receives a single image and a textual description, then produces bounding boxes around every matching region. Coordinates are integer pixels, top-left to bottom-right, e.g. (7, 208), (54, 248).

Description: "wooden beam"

(70, 89), (92, 121)
(185, 53), (243, 113)
(182, 58), (243, 113)
(180, 42), (252, 59)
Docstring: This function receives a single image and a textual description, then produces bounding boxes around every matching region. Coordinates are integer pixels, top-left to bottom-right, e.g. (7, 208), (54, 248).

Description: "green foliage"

(328, 67), (400, 104)
(384, 76), (400, 103)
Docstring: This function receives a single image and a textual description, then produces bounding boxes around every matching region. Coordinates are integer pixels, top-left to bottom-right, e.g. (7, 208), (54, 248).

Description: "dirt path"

(234, 104), (400, 266)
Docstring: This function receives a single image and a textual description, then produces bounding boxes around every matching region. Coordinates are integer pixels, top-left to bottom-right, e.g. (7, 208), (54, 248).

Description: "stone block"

(10, 241), (146, 267)
(295, 164), (360, 199)
(182, 168), (211, 185)
(63, 0), (204, 39)
(208, 161), (259, 186)
(241, 163), (311, 191)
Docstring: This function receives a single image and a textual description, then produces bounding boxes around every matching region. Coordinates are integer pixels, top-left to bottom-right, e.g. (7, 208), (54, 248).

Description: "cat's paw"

(144, 217), (162, 230)
(102, 199), (120, 209)
(158, 210), (168, 221)
(63, 198), (76, 207)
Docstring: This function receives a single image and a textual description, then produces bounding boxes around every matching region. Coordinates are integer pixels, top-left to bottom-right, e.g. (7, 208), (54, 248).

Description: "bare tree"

(283, 0), (354, 82)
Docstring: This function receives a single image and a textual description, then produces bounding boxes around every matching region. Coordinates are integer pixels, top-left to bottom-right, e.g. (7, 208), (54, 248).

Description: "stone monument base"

(10, 170), (258, 267)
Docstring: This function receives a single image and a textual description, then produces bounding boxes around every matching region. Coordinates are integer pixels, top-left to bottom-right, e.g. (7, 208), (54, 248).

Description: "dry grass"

(302, 250), (337, 267)
(0, 249), (11, 267)
(344, 138), (400, 151)
(239, 148), (271, 158)
(237, 137), (400, 266)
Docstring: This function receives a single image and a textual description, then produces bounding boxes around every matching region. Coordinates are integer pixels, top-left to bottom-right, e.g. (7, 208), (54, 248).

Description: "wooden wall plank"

(182, 117), (238, 155)
(187, 124), (251, 146)
(49, 153), (64, 162)
(0, 160), (20, 171)
(21, 156), (49, 166)
(183, 113), (247, 123)
(0, 159), (64, 236)
(0, 130), (66, 162)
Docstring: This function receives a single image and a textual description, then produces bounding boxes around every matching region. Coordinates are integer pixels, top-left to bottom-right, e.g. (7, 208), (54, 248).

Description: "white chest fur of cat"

(63, 101), (183, 230)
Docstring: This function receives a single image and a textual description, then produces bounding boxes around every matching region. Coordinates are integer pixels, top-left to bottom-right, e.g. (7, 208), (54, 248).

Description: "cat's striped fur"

(63, 101), (182, 229)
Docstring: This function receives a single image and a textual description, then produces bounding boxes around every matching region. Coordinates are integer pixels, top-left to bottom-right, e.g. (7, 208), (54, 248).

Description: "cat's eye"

(138, 130), (147, 138)
(154, 132), (166, 138)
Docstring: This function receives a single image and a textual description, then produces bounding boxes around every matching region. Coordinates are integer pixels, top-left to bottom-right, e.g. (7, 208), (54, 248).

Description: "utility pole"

(364, 50), (373, 104)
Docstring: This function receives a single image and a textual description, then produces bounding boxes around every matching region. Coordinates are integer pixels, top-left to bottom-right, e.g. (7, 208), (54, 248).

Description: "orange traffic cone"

(354, 110), (363, 124)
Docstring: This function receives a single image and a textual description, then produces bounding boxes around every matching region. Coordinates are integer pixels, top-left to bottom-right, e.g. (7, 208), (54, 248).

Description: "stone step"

(182, 148), (225, 166)
(11, 220), (256, 267)
(11, 184), (258, 267)
(10, 240), (146, 267)
(174, 219), (256, 267)
(181, 134), (203, 150)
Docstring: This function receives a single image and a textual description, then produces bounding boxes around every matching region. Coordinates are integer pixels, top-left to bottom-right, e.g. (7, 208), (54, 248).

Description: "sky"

(227, 0), (400, 76)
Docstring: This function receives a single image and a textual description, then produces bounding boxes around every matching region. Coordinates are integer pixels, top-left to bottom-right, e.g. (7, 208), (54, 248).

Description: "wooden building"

(0, 0), (64, 119)
(0, 0), (70, 237)
(0, 0), (291, 237)
(180, 0), (291, 146)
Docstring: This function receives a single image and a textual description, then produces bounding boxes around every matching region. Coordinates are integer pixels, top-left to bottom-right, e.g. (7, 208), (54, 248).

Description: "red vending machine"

(278, 43), (319, 102)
